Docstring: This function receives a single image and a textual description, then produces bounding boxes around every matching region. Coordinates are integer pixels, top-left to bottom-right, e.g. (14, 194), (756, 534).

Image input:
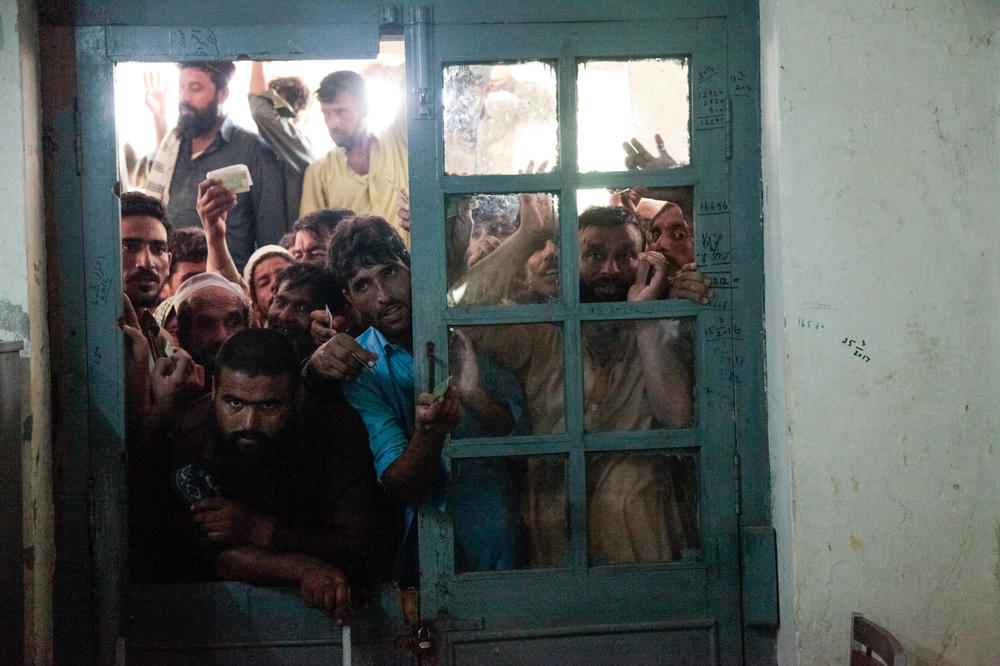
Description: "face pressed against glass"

(446, 193), (560, 308)
(442, 62), (558, 175)
(576, 186), (697, 300)
(577, 224), (642, 303)
(577, 58), (690, 173)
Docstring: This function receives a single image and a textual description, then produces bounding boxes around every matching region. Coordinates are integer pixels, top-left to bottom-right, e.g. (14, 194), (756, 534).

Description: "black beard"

(212, 420), (294, 472)
(579, 276), (630, 303)
(177, 100), (221, 140)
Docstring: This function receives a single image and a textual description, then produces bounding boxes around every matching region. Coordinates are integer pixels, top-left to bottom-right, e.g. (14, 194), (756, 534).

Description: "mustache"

(126, 268), (161, 283)
(375, 301), (406, 318)
(229, 430), (270, 446)
(179, 102), (197, 114)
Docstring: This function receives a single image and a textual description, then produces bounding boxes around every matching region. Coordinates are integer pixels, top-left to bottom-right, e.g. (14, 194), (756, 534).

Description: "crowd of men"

(120, 59), (712, 622)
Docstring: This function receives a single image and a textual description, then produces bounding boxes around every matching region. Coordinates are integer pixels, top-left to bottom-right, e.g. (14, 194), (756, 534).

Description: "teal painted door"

(407, 17), (746, 664)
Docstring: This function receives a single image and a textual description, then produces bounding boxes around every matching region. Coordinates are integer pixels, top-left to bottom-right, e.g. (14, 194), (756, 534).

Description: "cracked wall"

(763, 1), (1000, 664)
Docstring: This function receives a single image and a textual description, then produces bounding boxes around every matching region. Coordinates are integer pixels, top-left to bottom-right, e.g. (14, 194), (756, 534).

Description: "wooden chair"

(851, 613), (907, 666)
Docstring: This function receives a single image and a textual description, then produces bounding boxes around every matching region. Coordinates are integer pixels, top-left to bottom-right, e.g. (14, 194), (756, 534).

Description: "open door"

(408, 15), (751, 664)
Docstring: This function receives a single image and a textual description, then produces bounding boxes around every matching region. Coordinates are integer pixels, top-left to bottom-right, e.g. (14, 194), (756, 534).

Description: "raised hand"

(143, 71), (167, 118)
(197, 178), (238, 240)
(396, 186), (410, 232)
(623, 133), (678, 171)
(148, 348), (205, 427)
(516, 192), (555, 236)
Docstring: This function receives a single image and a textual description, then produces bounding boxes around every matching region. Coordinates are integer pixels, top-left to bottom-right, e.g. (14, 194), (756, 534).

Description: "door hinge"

(405, 6), (433, 119)
(73, 100), (83, 176)
(725, 96), (733, 160)
(732, 452), (741, 515)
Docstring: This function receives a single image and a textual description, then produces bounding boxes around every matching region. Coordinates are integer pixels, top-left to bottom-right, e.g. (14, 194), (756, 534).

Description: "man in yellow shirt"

(300, 69), (410, 245)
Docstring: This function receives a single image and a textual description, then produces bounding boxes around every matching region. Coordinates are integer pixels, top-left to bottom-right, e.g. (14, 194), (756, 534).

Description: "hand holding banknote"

(197, 178), (238, 240)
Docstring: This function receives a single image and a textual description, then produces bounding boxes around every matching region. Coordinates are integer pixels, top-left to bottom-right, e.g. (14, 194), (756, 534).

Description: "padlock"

(416, 626), (433, 653)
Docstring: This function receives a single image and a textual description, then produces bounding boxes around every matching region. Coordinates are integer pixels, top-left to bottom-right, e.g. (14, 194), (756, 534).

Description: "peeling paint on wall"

(0, 298), (29, 341)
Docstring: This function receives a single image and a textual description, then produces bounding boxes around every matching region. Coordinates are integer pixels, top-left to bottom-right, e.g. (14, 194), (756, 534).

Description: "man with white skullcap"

(173, 272), (251, 375)
(242, 244), (294, 327)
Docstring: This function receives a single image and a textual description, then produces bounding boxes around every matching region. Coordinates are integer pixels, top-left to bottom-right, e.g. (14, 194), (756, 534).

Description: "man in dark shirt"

(168, 329), (385, 621)
(147, 61), (287, 271)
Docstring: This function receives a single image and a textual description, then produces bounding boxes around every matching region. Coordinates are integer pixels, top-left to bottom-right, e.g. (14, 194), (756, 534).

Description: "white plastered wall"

(762, 1), (1000, 664)
(1, 0), (51, 663)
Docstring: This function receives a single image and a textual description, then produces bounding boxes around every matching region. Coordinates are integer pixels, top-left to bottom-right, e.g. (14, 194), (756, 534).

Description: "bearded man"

(165, 329), (385, 619)
(146, 60), (286, 271)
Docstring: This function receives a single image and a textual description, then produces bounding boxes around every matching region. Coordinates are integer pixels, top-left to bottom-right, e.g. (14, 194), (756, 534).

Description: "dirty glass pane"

(451, 454), (568, 572)
(443, 62), (558, 175)
(580, 318), (695, 432)
(576, 186), (696, 306)
(448, 323), (565, 436)
(446, 193), (560, 306)
(587, 451), (699, 565)
(577, 58), (690, 173)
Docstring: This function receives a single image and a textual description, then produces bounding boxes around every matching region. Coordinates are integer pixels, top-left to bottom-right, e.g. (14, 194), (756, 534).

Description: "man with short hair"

(173, 272), (251, 375)
(290, 207), (354, 264)
(266, 262), (344, 361)
(299, 69), (410, 244)
(161, 227), (207, 298)
(121, 191), (173, 312)
(313, 215), (527, 578)
(168, 329), (385, 621)
(146, 60), (286, 270)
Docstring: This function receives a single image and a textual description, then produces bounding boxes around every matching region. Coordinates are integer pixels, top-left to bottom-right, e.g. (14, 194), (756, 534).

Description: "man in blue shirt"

(315, 214), (524, 581)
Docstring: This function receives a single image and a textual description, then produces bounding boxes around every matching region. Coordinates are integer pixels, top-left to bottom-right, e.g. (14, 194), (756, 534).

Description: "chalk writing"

(701, 232), (723, 252)
(730, 70), (751, 97)
(706, 316), (741, 341)
(698, 65), (720, 83)
(797, 318), (824, 330)
(698, 199), (730, 215)
(695, 88), (726, 131)
(841, 337), (871, 363)
(799, 300), (838, 311)
(697, 248), (731, 266)
(88, 257), (113, 306)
